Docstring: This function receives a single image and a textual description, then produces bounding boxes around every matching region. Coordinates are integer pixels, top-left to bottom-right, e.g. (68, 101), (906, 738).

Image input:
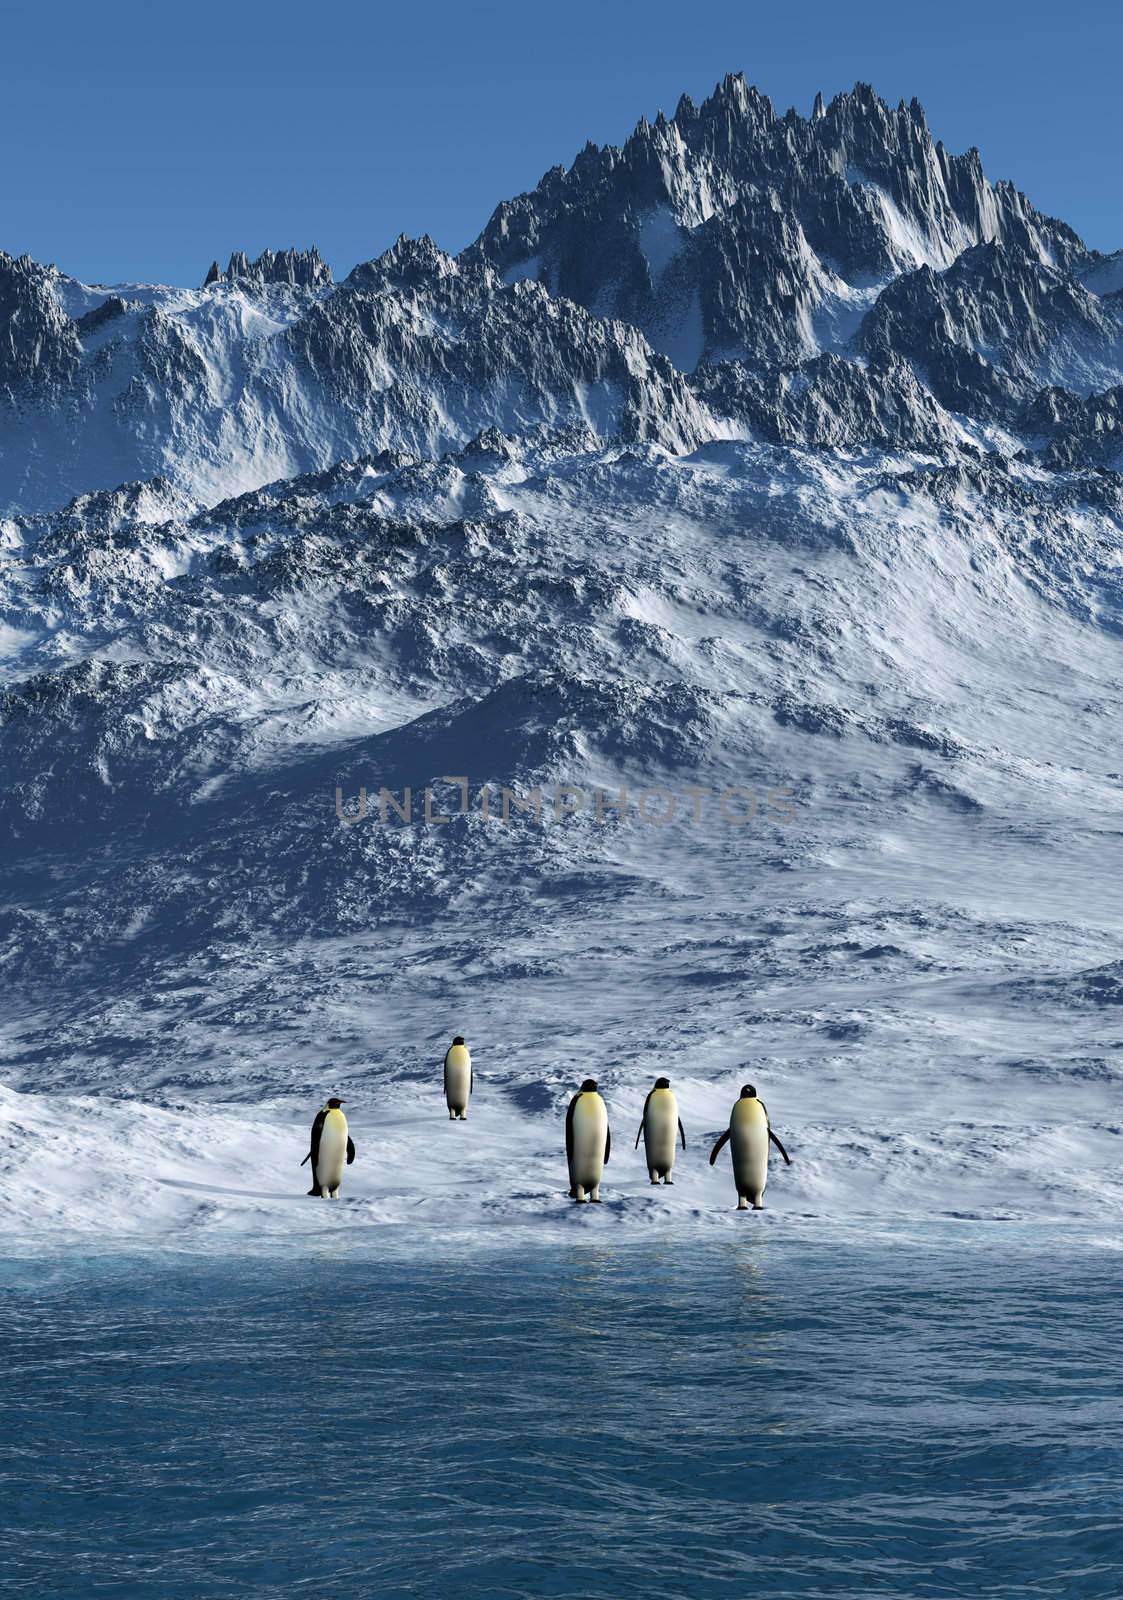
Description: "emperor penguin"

(708, 1085), (790, 1210)
(635, 1076), (686, 1184)
(566, 1079), (610, 1203)
(444, 1036), (472, 1120)
(301, 1098), (355, 1198)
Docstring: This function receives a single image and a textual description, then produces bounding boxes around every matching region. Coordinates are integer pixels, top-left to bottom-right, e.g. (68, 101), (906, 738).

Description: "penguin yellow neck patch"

(733, 1098), (765, 1123)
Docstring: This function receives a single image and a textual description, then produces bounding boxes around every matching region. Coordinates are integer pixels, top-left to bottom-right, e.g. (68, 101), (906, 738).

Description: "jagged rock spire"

(202, 247), (332, 290)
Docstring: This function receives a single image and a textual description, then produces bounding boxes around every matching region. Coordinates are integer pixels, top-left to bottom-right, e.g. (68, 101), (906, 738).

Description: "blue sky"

(3, 0), (1119, 285)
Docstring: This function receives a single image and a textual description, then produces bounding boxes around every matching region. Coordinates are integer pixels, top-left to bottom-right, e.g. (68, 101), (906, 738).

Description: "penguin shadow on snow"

(563, 1193), (630, 1218)
(156, 1177), (316, 1204)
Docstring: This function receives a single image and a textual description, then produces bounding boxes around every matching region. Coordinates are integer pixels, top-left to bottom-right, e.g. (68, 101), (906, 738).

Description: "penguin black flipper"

(565, 1092), (578, 1191)
(346, 1136), (356, 1165)
(709, 1128), (731, 1166)
(307, 1109), (325, 1172)
(678, 1118), (687, 1150)
(305, 1108), (326, 1194)
(768, 1128), (791, 1165)
(635, 1085), (652, 1149)
(604, 1124), (611, 1165)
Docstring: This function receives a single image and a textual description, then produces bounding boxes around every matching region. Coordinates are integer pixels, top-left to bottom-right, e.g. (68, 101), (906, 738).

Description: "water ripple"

(1, 1233), (1121, 1597)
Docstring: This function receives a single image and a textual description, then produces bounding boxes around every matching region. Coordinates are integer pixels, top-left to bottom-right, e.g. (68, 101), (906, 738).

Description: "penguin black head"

(452, 1036), (465, 1046)
(325, 1097), (344, 1109)
(580, 1078), (598, 1093)
(740, 1084), (756, 1099)
(654, 1076), (671, 1089)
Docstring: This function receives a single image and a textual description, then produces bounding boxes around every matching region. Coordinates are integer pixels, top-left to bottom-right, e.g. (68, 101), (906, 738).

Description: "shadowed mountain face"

(0, 78), (1122, 1236)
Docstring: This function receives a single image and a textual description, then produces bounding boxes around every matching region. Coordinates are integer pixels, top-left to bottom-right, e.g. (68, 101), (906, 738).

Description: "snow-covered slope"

(1, 432), (1121, 1238)
(1, 79), (1121, 1243)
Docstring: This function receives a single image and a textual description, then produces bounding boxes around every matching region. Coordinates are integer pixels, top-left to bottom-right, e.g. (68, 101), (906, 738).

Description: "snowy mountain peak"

(346, 233), (466, 292)
(0, 73), (1120, 517)
(465, 76), (1091, 375)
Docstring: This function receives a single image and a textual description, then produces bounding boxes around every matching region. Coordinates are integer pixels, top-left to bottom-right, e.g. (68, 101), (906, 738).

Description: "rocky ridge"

(0, 79), (1121, 513)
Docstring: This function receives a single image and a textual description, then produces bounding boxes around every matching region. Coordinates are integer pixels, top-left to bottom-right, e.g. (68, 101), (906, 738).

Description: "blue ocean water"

(1, 1229), (1120, 1599)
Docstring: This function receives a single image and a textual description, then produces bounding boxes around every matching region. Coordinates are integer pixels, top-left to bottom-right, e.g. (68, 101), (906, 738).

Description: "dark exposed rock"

(860, 242), (1123, 417)
(1022, 385), (1123, 470)
(0, 252), (81, 398)
(75, 296), (129, 335)
(692, 351), (958, 449)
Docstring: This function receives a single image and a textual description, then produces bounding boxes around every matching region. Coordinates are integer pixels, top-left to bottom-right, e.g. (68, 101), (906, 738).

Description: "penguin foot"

(649, 1178), (660, 1186)
(753, 1202), (764, 1210)
(737, 1197), (749, 1210)
(664, 1177), (674, 1185)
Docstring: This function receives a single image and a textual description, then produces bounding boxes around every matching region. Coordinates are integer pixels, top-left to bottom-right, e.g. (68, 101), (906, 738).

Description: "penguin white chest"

(643, 1092), (679, 1174)
(570, 1096), (608, 1186)
(444, 1045), (471, 1114)
(316, 1110), (348, 1190)
(730, 1103), (769, 1203)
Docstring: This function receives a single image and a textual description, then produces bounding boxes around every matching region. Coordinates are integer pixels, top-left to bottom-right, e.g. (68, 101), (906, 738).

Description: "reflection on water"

(1, 1229), (1120, 1598)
